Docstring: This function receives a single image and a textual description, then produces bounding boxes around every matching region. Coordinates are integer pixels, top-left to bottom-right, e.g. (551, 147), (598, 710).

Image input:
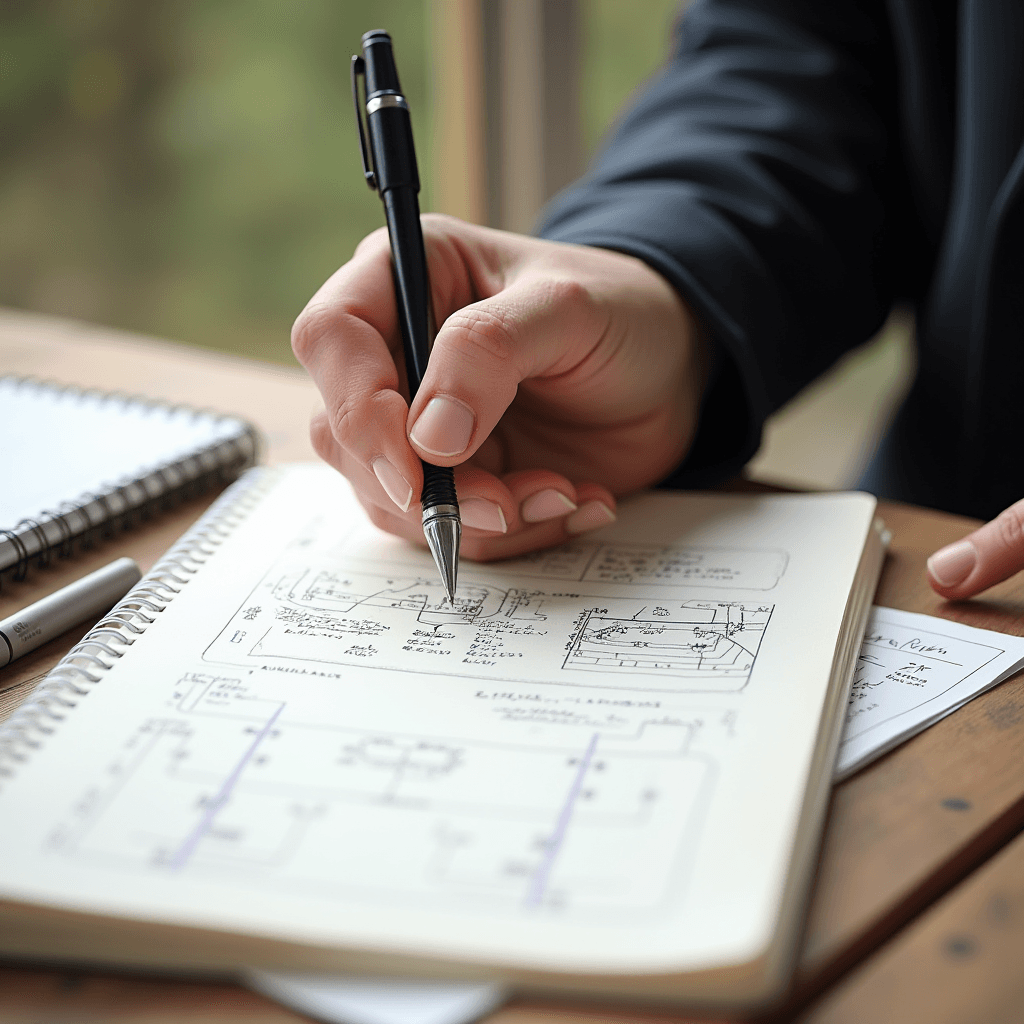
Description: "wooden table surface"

(3, 307), (1024, 1024)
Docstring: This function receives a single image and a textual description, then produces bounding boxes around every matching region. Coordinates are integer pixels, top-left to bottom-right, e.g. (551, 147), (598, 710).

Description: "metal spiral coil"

(0, 375), (261, 587)
(0, 466), (278, 782)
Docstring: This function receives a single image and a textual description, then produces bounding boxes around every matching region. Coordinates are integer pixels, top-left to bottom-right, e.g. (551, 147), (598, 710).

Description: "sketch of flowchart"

(48, 674), (717, 917)
(564, 602), (772, 692)
(204, 556), (777, 695)
(272, 568), (547, 627)
(499, 543), (788, 590)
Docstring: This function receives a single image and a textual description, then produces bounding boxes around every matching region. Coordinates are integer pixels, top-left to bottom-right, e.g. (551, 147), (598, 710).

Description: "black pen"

(351, 29), (461, 603)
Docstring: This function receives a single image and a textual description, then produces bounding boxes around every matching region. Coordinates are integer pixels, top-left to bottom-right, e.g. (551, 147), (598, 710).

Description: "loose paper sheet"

(835, 606), (1024, 779)
(244, 971), (507, 1024)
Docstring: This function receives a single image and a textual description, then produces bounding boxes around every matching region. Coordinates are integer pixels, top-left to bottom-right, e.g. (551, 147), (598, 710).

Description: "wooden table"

(3, 307), (1024, 1024)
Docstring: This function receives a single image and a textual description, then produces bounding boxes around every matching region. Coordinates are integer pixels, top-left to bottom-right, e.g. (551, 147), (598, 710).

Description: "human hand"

(927, 498), (1024, 599)
(292, 215), (706, 560)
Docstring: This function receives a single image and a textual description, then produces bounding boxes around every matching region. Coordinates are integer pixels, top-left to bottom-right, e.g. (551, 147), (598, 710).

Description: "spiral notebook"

(0, 376), (260, 583)
(0, 464), (887, 1009)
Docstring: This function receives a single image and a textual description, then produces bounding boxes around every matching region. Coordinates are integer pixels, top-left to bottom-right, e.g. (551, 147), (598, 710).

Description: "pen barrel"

(0, 557), (141, 668)
(361, 30), (402, 96)
(383, 187), (433, 396)
(365, 103), (419, 193)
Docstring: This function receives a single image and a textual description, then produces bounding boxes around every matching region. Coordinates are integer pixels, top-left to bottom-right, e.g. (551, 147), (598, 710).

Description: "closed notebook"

(0, 376), (260, 581)
(0, 464), (886, 1009)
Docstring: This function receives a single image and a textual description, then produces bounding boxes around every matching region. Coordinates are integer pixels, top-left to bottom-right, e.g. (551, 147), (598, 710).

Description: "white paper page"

(0, 378), (245, 522)
(835, 607), (1024, 779)
(244, 971), (506, 1024)
(240, 611), (1024, 1024)
(0, 466), (876, 977)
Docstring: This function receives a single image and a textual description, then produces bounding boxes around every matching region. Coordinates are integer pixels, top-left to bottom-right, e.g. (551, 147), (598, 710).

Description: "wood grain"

(799, 823), (1024, 1023)
(0, 965), (308, 1023)
(787, 502), (1024, 999)
(4, 309), (1024, 1022)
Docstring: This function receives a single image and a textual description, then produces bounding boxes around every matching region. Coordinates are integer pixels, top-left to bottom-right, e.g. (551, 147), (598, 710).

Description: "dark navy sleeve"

(537, 0), (899, 486)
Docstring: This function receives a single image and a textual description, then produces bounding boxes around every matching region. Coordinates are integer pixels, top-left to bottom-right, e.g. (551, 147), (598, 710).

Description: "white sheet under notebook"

(247, 605), (1024, 1024)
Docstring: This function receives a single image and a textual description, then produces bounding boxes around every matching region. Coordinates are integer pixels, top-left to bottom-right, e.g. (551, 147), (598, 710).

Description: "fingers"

(294, 230), (423, 510)
(361, 476), (617, 562)
(316, 415), (617, 561)
(292, 217), (547, 512)
(927, 497), (1024, 599)
(405, 274), (604, 467)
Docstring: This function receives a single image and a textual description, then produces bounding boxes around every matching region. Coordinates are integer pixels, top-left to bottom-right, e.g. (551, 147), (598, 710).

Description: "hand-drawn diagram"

(205, 557), (776, 694)
(270, 567), (547, 627)
(48, 674), (717, 917)
(564, 602), (772, 691)
(500, 543), (788, 590)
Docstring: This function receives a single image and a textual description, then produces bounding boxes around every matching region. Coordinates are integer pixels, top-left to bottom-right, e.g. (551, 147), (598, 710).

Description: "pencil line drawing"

(205, 552), (777, 695)
(563, 602), (773, 692)
(47, 674), (718, 918)
(498, 543), (788, 590)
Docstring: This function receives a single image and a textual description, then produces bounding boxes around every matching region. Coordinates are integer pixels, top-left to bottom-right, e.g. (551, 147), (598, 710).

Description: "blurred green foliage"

(581, 0), (682, 153)
(0, 0), (679, 366)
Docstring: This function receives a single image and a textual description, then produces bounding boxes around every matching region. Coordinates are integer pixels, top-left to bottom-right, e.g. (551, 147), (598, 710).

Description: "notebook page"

(0, 378), (246, 522)
(0, 465), (876, 977)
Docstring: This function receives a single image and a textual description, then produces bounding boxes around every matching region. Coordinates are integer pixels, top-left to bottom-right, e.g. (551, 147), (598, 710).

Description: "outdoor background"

(0, 0), (911, 489)
(0, 0), (681, 364)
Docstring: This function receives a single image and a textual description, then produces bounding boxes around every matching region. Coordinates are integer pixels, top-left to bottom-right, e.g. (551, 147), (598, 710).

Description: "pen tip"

(423, 515), (460, 604)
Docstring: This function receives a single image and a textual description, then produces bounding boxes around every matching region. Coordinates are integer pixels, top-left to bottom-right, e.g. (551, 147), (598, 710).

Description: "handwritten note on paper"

(835, 607), (1024, 779)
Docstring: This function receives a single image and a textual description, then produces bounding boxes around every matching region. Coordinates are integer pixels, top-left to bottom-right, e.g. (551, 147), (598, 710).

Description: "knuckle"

(353, 225), (390, 259)
(291, 302), (334, 364)
(309, 414), (335, 459)
(994, 505), (1024, 551)
(329, 389), (399, 450)
(443, 306), (517, 365)
(421, 212), (460, 235)
(291, 304), (369, 366)
(540, 275), (591, 315)
(328, 397), (361, 447)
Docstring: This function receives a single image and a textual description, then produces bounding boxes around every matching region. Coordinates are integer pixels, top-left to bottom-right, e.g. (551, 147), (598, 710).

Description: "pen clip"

(351, 55), (377, 191)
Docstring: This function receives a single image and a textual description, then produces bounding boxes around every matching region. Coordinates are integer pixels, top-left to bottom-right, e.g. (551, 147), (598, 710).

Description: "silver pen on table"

(0, 557), (142, 668)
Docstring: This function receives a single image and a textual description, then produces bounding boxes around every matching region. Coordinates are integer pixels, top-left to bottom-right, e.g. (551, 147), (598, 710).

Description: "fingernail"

(928, 540), (976, 587)
(409, 396), (475, 457)
(372, 457), (413, 513)
(521, 488), (578, 523)
(460, 498), (507, 533)
(565, 500), (616, 535)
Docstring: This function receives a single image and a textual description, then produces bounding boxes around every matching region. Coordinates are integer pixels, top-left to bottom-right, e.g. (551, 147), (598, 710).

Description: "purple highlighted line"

(167, 703), (284, 870)
(525, 732), (599, 907)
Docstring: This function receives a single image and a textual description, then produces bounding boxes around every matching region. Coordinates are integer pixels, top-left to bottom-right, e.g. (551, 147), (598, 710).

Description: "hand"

(291, 215), (707, 560)
(927, 498), (1024, 599)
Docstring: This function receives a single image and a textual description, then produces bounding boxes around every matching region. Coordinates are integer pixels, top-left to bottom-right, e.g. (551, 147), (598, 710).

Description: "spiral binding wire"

(0, 466), (279, 783)
(0, 376), (261, 586)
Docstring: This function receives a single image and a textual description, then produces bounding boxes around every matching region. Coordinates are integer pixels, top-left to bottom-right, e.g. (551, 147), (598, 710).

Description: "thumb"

(405, 275), (602, 466)
(927, 497), (1024, 599)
